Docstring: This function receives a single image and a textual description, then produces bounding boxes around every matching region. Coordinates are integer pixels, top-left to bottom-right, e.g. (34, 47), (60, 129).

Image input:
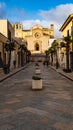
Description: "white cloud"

(22, 4), (73, 38)
(39, 4), (73, 24)
(22, 19), (50, 29)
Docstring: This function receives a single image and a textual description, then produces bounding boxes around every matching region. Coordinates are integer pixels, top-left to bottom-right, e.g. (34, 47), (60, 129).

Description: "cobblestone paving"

(0, 63), (73, 130)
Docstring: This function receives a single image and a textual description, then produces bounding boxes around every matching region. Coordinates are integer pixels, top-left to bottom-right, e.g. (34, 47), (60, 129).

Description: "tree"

(48, 46), (54, 66)
(63, 35), (72, 72)
(48, 40), (59, 67)
(4, 40), (15, 71)
(19, 44), (27, 66)
(52, 40), (59, 68)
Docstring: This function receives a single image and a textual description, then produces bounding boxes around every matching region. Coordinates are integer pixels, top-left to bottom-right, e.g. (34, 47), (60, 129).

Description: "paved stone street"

(0, 63), (73, 130)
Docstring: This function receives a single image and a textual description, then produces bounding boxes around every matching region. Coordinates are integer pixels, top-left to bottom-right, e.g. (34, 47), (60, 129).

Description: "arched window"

(35, 43), (39, 51)
(16, 24), (18, 29)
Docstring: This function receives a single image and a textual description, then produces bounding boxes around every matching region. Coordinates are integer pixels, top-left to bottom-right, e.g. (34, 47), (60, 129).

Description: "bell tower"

(12, 22), (23, 37)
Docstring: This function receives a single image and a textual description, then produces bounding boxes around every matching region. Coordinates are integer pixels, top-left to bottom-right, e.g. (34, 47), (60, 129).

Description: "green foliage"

(60, 42), (66, 47)
(48, 40), (59, 54)
(19, 44), (27, 51)
(32, 76), (41, 80)
(63, 36), (73, 50)
(64, 36), (72, 43)
(45, 50), (49, 56)
(48, 47), (55, 53)
(52, 41), (59, 51)
(52, 41), (59, 47)
(35, 62), (39, 66)
(5, 41), (15, 51)
(27, 50), (31, 56)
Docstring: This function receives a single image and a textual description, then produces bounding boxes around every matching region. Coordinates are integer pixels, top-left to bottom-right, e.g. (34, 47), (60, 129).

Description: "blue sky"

(0, 0), (73, 37)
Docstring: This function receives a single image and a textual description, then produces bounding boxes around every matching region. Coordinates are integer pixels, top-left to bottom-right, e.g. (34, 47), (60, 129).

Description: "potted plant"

(3, 64), (9, 74)
(35, 62), (39, 68)
(35, 62), (41, 74)
(35, 62), (39, 66)
(32, 75), (42, 89)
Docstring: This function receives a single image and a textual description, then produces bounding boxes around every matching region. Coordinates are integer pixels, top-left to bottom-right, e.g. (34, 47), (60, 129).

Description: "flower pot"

(3, 64), (9, 74)
(35, 69), (41, 74)
(32, 79), (42, 89)
(63, 68), (71, 73)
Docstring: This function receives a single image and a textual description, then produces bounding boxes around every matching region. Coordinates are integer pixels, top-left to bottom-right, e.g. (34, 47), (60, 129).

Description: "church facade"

(12, 23), (54, 54)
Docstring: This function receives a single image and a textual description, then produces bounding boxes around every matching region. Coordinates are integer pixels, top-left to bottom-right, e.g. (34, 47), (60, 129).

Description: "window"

(34, 32), (40, 38)
(67, 30), (69, 36)
(16, 24), (18, 29)
(19, 25), (21, 29)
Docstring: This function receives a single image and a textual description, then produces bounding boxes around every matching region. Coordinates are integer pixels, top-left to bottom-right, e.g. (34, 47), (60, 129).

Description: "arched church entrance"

(31, 41), (45, 62)
(35, 43), (39, 51)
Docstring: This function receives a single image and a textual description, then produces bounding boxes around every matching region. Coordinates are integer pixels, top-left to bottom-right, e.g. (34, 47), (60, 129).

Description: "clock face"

(34, 32), (41, 38)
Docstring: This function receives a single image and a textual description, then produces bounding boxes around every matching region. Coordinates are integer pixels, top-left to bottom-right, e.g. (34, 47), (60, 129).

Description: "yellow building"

(0, 19), (14, 41)
(59, 14), (73, 51)
(0, 19), (17, 68)
(60, 14), (73, 36)
(0, 33), (7, 66)
(59, 14), (73, 69)
(12, 23), (54, 54)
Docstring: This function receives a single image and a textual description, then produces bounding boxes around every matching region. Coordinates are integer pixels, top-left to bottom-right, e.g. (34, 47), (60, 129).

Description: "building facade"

(0, 19), (16, 68)
(12, 23), (54, 54)
(59, 14), (73, 69)
(0, 20), (14, 41)
(0, 33), (7, 68)
(59, 14), (73, 50)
